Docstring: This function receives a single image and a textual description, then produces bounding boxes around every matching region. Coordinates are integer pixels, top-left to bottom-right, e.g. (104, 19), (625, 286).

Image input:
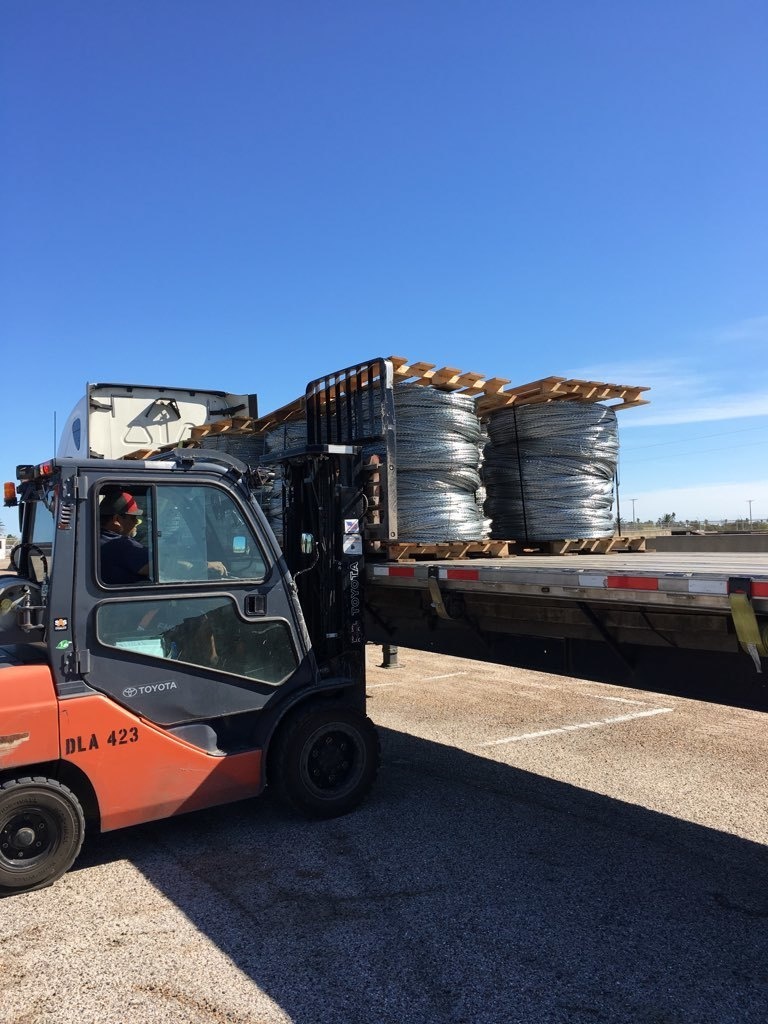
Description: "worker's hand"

(207, 561), (228, 578)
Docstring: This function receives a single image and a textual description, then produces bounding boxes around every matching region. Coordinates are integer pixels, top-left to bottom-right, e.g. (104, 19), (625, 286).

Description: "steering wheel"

(9, 542), (49, 579)
(9, 544), (23, 572)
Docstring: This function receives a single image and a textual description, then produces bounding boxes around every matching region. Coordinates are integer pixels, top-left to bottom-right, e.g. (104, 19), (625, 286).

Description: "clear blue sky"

(2, 1), (767, 536)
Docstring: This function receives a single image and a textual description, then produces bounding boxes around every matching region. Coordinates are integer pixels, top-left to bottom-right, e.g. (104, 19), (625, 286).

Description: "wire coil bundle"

(394, 384), (489, 542)
(483, 402), (619, 540)
(260, 420), (308, 543)
(197, 432), (266, 466)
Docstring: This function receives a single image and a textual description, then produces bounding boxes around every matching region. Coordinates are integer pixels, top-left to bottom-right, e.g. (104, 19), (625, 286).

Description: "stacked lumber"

(244, 354), (649, 437)
(190, 417), (259, 440)
(387, 357), (650, 416)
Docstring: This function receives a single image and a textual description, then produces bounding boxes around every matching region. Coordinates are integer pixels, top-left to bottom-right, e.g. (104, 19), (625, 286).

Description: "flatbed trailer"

(370, 551), (768, 612)
(42, 359), (768, 694)
(365, 551), (768, 694)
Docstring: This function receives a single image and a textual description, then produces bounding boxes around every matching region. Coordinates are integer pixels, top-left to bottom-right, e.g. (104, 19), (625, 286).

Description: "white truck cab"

(57, 383), (258, 460)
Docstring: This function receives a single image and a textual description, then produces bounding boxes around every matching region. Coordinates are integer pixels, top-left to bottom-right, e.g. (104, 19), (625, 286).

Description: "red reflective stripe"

(386, 566), (416, 577)
(445, 569), (480, 581)
(606, 575), (659, 591)
(753, 582), (768, 597)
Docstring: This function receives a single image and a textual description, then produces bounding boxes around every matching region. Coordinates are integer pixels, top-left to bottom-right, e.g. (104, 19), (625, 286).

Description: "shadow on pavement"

(366, 627), (768, 712)
(76, 726), (768, 1024)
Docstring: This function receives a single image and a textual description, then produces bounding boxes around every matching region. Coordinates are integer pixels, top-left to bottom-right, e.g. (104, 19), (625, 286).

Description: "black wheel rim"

(0, 808), (59, 871)
(301, 727), (363, 797)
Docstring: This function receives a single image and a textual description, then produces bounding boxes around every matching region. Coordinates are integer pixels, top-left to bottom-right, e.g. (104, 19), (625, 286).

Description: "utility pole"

(747, 499), (754, 529)
(630, 498), (637, 523)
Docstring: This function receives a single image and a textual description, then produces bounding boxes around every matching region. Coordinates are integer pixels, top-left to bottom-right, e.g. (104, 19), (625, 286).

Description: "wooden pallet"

(121, 432), (254, 460)
(368, 540), (514, 561)
(122, 441), (188, 461)
(130, 354), (648, 461)
(250, 359), (388, 433)
(190, 417), (259, 440)
(368, 535), (646, 560)
(509, 536), (647, 555)
(388, 357), (649, 414)
(242, 355), (650, 437)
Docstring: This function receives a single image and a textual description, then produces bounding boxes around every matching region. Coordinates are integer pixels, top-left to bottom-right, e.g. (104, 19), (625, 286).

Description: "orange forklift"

(0, 361), (391, 895)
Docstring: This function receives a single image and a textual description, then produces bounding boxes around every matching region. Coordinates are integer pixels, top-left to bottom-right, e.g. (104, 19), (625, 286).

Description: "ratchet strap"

(728, 577), (767, 672)
(427, 566), (456, 620)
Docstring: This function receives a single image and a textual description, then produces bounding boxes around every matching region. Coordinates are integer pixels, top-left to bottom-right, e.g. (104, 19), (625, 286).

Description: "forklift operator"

(99, 489), (228, 584)
(99, 490), (151, 585)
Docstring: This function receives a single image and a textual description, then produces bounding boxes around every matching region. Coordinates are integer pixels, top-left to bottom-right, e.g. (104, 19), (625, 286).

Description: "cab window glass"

(97, 596), (298, 685)
(26, 496), (55, 582)
(156, 485), (266, 584)
(31, 501), (55, 545)
(97, 485), (154, 587)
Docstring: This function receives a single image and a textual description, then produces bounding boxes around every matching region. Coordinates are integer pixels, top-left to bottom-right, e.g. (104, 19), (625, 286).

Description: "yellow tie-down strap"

(729, 578), (768, 672)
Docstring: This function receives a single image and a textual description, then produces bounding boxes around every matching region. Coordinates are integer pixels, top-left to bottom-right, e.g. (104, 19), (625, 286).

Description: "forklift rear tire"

(0, 777), (85, 896)
(271, 705), (380, 819)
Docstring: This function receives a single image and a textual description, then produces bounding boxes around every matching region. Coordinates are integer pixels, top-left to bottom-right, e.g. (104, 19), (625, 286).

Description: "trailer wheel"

(0, 778), (85, 895)
(271, 705), (380, 819)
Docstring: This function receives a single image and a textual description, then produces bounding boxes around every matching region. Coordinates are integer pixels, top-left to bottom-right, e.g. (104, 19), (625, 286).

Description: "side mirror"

(300, 532), (315, 557)
(232, 536), (247, 555)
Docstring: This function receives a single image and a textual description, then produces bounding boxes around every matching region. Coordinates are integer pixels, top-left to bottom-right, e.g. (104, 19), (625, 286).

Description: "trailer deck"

(369, 551), (768, 613)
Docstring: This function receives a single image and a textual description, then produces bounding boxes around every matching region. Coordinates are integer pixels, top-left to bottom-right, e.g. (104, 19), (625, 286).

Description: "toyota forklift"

(0, 360), (393, 895)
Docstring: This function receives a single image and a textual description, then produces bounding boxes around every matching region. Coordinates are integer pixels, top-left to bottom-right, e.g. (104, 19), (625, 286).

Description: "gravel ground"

(2, 646), (767, 1024)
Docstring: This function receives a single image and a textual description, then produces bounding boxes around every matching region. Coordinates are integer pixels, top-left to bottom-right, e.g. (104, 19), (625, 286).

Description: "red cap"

(100, 490), (143, 516)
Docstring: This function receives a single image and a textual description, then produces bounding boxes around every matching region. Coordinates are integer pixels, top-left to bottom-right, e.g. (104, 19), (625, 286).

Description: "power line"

(623, 437), (767, 465)
(621, 423), (767, 453)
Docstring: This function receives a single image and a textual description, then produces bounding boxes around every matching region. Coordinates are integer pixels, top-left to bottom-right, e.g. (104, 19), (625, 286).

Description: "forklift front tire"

(271, 704), (380, 819)
(0, 777), (86, 896)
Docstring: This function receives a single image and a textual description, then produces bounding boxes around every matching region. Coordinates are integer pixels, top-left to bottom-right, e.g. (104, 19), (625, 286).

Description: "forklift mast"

(277, 357), (397, 684)
(280, 448), (364, 683)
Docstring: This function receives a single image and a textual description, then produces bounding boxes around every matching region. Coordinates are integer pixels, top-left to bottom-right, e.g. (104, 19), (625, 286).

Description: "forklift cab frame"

(0, 446), (378, 896)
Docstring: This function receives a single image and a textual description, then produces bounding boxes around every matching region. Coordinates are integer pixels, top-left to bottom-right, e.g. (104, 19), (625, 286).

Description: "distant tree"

(656, 512), (677, 526)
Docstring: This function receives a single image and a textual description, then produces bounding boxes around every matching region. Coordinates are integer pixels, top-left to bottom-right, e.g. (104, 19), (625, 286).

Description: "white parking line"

(581, 693), (650, 706)
(368, 671), (467, 690)
(478, 706), (674, 746)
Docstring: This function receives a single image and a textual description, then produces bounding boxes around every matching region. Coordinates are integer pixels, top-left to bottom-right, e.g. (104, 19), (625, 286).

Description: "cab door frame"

(54, 458), (317, 736)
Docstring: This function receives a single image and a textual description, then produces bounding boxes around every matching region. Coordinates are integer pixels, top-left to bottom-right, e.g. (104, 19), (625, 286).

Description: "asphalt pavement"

(1, 646), (767, 1024)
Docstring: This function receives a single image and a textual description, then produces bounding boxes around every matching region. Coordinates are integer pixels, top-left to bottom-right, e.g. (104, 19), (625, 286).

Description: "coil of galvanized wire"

(394, 384), (489, 542)
(260, 420), (308, 542)
(197, 432), (266, 465)
(194, 431), (281, 537)
(483, 402), (618, 540)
